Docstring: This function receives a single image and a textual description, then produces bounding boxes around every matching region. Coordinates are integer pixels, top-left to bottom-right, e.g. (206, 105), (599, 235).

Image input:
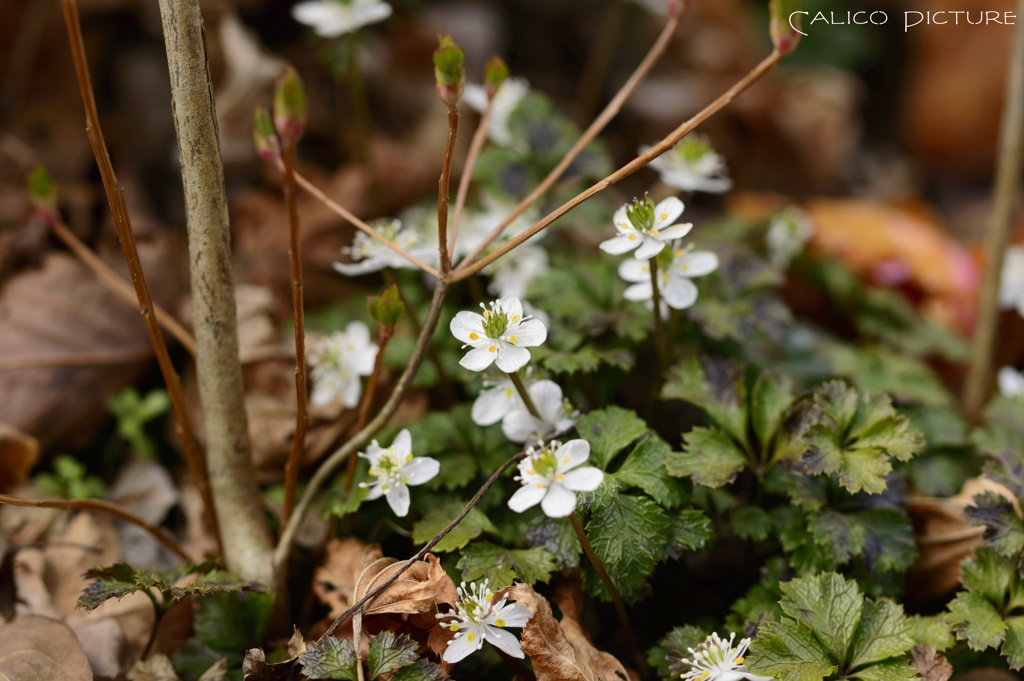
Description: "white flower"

(502, 379), (579, 443)
(463, 77), (531, 150)
(309, 321), (378, 407)
(358, 429), (439, 517)
(472, 371), (538, 426)
(450, 296), (547, 373)
(644, 134), (732, 194)
(486, 243), (549, 298)
(436, 580), (532, 664)
(508, 439), (604, 518)
(618, 242), (719, 318)
(766, 206), (815, 268)
(999, 366), (1024, 398)
(999, 244), (1024, 317)
(291, 0), (392, 38)
(333, 218), (436, 276)
(600, 196), (693, 260)
(456, 193), (542, 262)
(680, 632), (773, 681)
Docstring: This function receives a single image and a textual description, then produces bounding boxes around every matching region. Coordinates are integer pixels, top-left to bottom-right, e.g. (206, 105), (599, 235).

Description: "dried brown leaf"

(0, 423), (39, 490)
(197, 659), (229, 681)
(0, 615), (92, 681)
(911, 645), (952, 681)
(127, 654), (181, 681)
(242, 627), (306, 681)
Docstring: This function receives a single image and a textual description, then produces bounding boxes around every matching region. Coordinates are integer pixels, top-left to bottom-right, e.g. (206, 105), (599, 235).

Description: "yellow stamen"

(527, 469), (535, 475)
(406, 453), (413, 461)
(651, 229), (660, 236)
(661, 213), (668, 221)
(513, 315), (520, 321)
(403, 477), (409, 483)
(510, 336), (518, 343)
(470, 332), (478, 340)
(537, 483), (544, 489)
(382, 484), (388, 491)
(735, 657), (745, 664)
(467, 633), (475, 642)
(628, 234), (637, 241)
(506, 388), (514, 397)
(495, 619), (505, 627)
(488, 346), (496, 352)
(557, 474), (564, 481)
(563, 455), (571, 464)
(662, 274), (669, 283)
(450, 625), (460, 631)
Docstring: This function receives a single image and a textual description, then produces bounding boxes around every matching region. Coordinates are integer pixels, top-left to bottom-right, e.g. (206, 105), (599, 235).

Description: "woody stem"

(508, 371), (540, 418)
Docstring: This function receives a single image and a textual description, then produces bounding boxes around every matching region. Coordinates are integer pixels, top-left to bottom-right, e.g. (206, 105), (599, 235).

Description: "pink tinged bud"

(433, 35), (465, 110)
(484, 56), (509, 101)
(27, 166), (59, 226)
(667, 0), (692, 17)
(769, 0), (802, 55)
(273, 66), (308, 145)
(253, 107), (281, 164)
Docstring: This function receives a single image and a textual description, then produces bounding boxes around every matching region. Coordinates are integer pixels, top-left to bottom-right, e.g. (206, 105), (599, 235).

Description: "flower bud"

(484, 56), (508, 101)
(433, 35), (465, 110)
(367, 284), (405, 329)
(769, 0), (802, 56)
(27, 166), (59, 226)
(273, 66), (308, 145)
(667, 0), (692, 17)
(253, 107), (281, 164)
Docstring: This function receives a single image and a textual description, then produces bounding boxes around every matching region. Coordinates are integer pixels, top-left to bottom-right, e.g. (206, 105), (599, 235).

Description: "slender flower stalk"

(439, 109), (459, 274)
(649, 255), (668, 374)
(507, 371), (540, 418)
(434, 36), (465, 273)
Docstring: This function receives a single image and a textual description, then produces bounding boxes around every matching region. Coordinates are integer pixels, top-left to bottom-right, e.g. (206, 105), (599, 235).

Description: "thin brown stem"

(48, 219), (197, 356)
(289, 168), (440, 277)
(141, 589), (163, 660)
(342, 328), (391, 490)
(649, 256), (667, 375)
(964, 0), (1024, 421)
(454, 50), (784, 282)
(0, 494), (190, 562)
(454, 12), (685, 272)
(449, 97), (495, 258)
(282, 143), (309, 528)
(569, 512), (635, 665)
(573, 0), (628, 126)
(59, 0), (221, 558)
(438, 110), (459, 274)
(273, 280), (449, 574)
(508, 371), (540, 418)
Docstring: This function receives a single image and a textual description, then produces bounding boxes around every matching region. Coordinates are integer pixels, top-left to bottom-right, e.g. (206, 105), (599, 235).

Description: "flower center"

(371, 447), (410, 484)
(625, 196), (656, 232)
(532, 449), (559, 478)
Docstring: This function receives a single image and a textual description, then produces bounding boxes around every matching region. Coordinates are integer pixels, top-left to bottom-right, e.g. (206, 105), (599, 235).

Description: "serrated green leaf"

(182, 590), (274, 671)
(732, 506), (772, 541)
(1003, 617), (1024, 670)
(848, 599), (915, 669)
(664, 509), (714, 559)
(456, 543), (556, 587)
(960, 547), (1014, 602)
(848, 657), (919, 681)
(77, 561), (255, 613)
(779, 572), (864, 661)
(575, 407), (647, 469)
(663, 356), (749, 446)
(612, 435), (686, 508)
(587, 494), (670, 592)
(772, 506), (838, 575)
(752, 371), (794, 451)
(748, 619), (837, 681)
(912, 615), (955, 652)
(323, 484), (369, 520)
(298, 637), (359, 680)
(579, 477), (621, 511)
(367, 632), (419, 678)
(531, 345), (634, 375)
(390, 659), (448, 681)
(527, 516), (580, 570)
(652, 624), (710, 677)
(77, 563), (140, 612)
(857, 509), (918, 574)
(964, 492), (1024, 557)
(947, 590), (1006, 651)
(165, 569), (264, 601)
(808, 510), (867, 565)
(412, 503), (497, 552)
(668, 427), (748, 488)
(425, 453), (477, 492)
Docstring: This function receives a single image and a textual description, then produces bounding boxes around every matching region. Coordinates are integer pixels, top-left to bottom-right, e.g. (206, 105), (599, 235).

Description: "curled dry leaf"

(314, 538), (385, 619)
(910, 645), (953, 681)
(0, 615), (92, 681)
(197, 658), (230, 681)
(0, 423), (39, 490)
(505, 581), (630, 681)
(242, 627), (306, 681)
(127, 654), (180, 681)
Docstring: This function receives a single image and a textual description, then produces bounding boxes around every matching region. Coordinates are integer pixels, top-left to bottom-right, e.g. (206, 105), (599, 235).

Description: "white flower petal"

(624, 281), (654, 302)
(540, 482), (577, 518)
(451, 311), (487, 344)
(489, 601), (532, 628)
(508, 482), (548, 513)
(600, 235), (640, 255)
(529, 380), (564, 421)
(561, 466), (604, 492)
(654, 222), (693, 241)
(495, 342), (531, 372)
(341, 375), (362, 408)
(462, 84), (488, 114)
(333, 259), (387, 276)
(618, 258), (650, 283)
(653, 197), (684, 228)
(557, 439), (591, 471)
(613, 204), (631, 231)
(662, 277), (699, 310)
(345, 320), (371, 348)
(502, 410), (546, 443)
(484, 624), (525, 658)
(363, 482), (385, 500)
(351, 345), (379, 375)
(311, 379), (338, 407)
(443, 627), (483, 663)
(461, 345), (498, 372)
(403, 457), (439, 486)
(634, 237), (666, 260)
(677, 250), (719, 277)
(392, 429), (412, 455)
(999, 366), (1024, 398)
(472, 386), (519, 426)
(497, 295), (525, 321)
(385, 483), (411, 517)
(510, 318), (547, 347)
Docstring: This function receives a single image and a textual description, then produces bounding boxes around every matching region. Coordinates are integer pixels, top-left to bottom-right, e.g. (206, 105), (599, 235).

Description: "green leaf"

(425, 453), (477, 492)
(611, 435), (686, 508)
(857, 509), (918, 574)
(779, 572), (864, 662)
(808, 510), (867, 565)
(179, 590), (274, 671)
(664, 509), (714, 559)
(77, 561), (258, 613)
(456, 543), (556, 587)
(575, 407), (647, 469)
(667, 427), (747, 488)
(912, 615), (955, 652)
(77, 563), (139, 612)
(367, 632), (419, 678)
(960, 547), (1014, 602)
(412, 503), (497, 552)
(662, 356), (749, 446)
(964, 492), (1024, 557)
(587, 494), (670, 592)
(390, 659), (448, 681)
(848, 599), (916, 669)
(947, 591), (1006, 651)
(752, 371), (795, 451)
(527, 516), (580, 570)
(323, 484), (369, 520)
(298, 637), (359, 680)
(531, 345), (634, 375)
(748, 619), (838, 681)
(650, 624), (710, 678)
(848, 657), (919, 681)
(1003, 617), (1024, 670)
(732, 506), (772, 541)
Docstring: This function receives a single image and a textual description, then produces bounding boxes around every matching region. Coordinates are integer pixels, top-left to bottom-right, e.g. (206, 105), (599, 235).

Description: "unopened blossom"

(471, 371), (537, 426)
(450, 296), (547, 373)
(358, 429), (438, 517)
(291, 0), (392, 38)
(644, 134), (732, 194)
(502, 379), (579, 443)
(309, 321), (378, 407)
(618, 242), (719, 318)
(680, 632), (772, 681)
(508, 439), (604, 518)
(999, 366), (1024, 398)
(999, 244), (1024, 317)
(463, 77), (531, 150)
(600, 196), (693, 260)
(333, 218), (436, 276)
(766, 206), (814, 268)
(436, 580), (531, 663)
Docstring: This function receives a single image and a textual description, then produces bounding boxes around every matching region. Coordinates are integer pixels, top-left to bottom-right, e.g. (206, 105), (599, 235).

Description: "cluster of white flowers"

(333, 218), (436, 276)
(436, 580), (532, 663)
(357, 429), (439, 517)
(1000, 244), (1024, 317)
(619, 245), (719, 319)
(308, 321), (378, 407)
(999, 366), (1024, 398)
(507, 439), (603, 518)
(601, 196), (693, 260)
(500, 378), (579, 443)
(680, 632), (772, 681)
(291, 0), (392, 38)
(766, 206), (815, 268)
(463, 77), (531, 150)
(644, 134), (732, 195)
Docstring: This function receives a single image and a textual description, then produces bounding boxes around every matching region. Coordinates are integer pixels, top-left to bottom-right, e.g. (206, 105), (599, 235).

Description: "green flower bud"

(367, 284), (405, 329)
(626, 196), (656, 232)
(27, 166), (59, 226)
(253, 107), (281, 164)
(274, 66), (308, 145)
(769, 0), (802, 56)
(484, 56), (508, 101)
(433, 35), (465, 110)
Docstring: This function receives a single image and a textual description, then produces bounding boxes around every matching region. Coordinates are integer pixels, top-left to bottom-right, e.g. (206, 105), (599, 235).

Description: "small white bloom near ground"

(644, 134), (732, 194)
(333, 218), (436, 276)
(999, 366), (1024, 398)
(291, 0), (392, 38)
(601, 196), (693, 260)
(680, 632), (773, 681)
(1000, 244), (1024, 317)
(766, 206), (814, 268)
(309, 321), (378, 407)
(508, 439), (604, 518)
(358, 429), (439, 517)
(450, 296), (547, 373)
(618, 242), (719, 318)
(502, 379), (579, 443)
(436, 580), (532, 663)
